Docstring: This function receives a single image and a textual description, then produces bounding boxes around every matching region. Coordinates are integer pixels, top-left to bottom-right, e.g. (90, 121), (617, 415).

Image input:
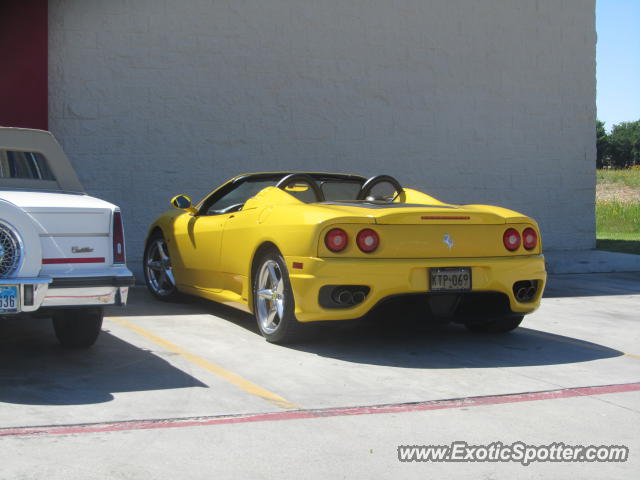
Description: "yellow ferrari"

(144, 173), (546, 343)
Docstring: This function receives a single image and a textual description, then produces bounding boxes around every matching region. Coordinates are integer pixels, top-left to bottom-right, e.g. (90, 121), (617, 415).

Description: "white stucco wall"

(49, 0), (596, 276)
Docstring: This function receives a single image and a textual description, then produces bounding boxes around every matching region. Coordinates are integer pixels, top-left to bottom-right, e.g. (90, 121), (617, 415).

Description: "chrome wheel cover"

(145, 238), (176, 296)
(256, 259), (285, 334)
(0, 222), (22, 278)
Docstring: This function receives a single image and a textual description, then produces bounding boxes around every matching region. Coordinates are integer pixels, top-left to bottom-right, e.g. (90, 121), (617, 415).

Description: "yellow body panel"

(146, 174), (547, 321)
(286, 255), (546, 322)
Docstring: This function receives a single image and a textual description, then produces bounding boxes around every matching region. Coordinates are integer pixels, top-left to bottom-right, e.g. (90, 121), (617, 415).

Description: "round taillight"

(523, 227), (538, 250)
(356, 228), (380, 253)
(503, 228), (521, 251)
(325, 228), (348, 252)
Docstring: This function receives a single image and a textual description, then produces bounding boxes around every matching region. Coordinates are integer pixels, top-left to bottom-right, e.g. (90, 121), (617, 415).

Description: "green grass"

(596, 168), (640, 255)
(596, 200), (640, 255)
(596, 200), (640, 234)
(596, 167), (640, 188)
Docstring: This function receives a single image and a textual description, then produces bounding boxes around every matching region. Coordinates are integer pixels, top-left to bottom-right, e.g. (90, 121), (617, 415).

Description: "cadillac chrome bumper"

(0, 274), (135, 313)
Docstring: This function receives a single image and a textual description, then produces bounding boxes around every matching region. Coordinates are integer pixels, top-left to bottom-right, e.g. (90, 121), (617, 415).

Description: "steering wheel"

(356, 175), (404, 201)
(276, 173), (325, 202)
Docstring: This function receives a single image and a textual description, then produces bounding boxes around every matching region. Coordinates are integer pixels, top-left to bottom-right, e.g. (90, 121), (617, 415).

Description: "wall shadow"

(596, 239), (640, 257)
(0, 316), (206, 406)
(544, 272), (640, 298)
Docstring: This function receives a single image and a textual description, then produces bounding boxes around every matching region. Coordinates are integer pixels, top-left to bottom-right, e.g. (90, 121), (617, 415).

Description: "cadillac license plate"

(0, 285), (19, 313)
(429, 267), (471, 291)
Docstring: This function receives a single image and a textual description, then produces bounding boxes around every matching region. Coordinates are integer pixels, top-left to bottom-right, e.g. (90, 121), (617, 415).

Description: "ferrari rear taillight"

(113, 211), (126, 264)
(325, 228), (348, 252)
(503, 228), (521, 251)
(523, 227), (538, 250)
(356, 229), (379, 253)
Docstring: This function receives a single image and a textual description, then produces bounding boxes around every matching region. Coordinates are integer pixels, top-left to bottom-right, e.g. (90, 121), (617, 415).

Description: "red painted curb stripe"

(42, 258), (105, 264)
(2, 382), (639, 438)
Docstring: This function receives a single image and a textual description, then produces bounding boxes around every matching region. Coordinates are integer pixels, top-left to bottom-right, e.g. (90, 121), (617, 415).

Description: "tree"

(596, 120), (609, 168)
(608, 120), (640, 168)
(596, 119), (640, 168)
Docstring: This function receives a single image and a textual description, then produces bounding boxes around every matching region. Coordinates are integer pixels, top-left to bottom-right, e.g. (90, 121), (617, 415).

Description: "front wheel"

(144, 232), (181, 301)
(464, 315), (524, 333)
(252, 249), (305, 344)
(52, 308), (104, 348)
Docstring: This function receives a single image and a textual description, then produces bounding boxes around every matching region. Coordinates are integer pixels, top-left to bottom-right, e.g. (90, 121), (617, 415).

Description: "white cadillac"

(0, 127), (134, 347)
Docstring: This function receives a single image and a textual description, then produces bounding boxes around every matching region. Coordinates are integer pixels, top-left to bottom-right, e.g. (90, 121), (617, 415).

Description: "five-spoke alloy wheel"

(253, 249), (304, 343)
(144, 232), (179, 300)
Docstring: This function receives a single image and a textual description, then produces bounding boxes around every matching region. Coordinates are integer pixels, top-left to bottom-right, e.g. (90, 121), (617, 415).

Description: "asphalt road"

(1, 273), (639, 479)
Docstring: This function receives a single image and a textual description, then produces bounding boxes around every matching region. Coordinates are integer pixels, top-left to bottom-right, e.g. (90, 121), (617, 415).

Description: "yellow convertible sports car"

(144, 172), (547, 343)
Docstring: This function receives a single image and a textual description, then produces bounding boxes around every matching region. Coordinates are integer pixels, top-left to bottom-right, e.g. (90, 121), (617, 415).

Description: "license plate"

(429, 267), (471, 291)
(0, 285), (19, 313)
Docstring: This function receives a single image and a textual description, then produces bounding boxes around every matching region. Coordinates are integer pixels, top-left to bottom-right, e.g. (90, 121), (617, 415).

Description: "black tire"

(252, 248), (306, 344)
(52, 308), (104, 348)
(143, 232), (182, 301)
(465, 315), (524, 333)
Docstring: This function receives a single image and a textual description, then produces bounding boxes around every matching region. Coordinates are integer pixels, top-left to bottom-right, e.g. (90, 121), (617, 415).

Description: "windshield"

(204, 179), (278, 214)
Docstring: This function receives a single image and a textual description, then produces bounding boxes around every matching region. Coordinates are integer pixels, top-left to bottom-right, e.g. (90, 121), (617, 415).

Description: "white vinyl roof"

(0, 127), (84, 193)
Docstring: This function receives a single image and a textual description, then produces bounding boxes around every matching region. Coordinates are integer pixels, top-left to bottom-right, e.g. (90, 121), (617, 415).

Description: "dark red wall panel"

(0, 0), (48, 130)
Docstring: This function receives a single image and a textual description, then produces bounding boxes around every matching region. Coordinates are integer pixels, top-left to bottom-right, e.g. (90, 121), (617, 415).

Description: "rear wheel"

(465, 315), (524, 333)
(252, 249), (305, 343)
(52, 308), (104, 348)
(144, 232), (180, 301)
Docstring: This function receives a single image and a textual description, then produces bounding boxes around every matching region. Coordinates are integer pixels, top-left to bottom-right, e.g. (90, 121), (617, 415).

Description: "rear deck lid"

(318, 201), (509, 225)
(0, 190), (114, 235)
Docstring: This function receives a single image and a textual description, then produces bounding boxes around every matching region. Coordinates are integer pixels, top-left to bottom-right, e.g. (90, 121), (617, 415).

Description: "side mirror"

(171, 195), (198, 214)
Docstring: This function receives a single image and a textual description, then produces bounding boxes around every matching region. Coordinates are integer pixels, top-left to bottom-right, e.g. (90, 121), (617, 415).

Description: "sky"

(596, 0), (640, 131)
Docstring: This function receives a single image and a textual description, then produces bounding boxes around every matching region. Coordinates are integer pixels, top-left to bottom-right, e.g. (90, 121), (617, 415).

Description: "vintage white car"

(0, 127), (134, 347)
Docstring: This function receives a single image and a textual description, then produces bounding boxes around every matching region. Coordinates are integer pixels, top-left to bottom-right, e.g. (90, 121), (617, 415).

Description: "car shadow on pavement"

(151, 296), (624, 370)
(0, 316), (206, 406)
(284, 319), (624, 369)
(111, 288), (625, 370)
(108, 287), (262, 333)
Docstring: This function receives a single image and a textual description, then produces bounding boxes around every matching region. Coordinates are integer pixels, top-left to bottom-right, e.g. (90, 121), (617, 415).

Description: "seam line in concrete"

(2, 382), (639, 438)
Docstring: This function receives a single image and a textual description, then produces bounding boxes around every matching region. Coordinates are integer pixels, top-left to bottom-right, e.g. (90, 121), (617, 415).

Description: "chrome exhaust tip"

(513, 280), (538, 303)
(352, 291), (366, 304)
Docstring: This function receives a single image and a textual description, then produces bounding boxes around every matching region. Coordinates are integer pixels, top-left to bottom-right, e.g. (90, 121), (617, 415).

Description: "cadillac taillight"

(113, 211), (126, 264)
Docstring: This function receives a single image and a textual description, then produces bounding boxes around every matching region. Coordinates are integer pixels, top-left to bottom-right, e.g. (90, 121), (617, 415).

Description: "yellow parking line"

(109, 317), (301, 411)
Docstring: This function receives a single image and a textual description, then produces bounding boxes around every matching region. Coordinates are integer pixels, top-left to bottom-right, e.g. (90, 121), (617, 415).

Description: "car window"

(0, 150), (56, 181)
(321, 181), (362, 200)
(205, 179), (277, 214)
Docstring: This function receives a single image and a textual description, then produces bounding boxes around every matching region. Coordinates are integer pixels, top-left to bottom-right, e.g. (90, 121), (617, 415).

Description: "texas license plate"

(0, 285), (19, 313)
(429, 267), (471, 291)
